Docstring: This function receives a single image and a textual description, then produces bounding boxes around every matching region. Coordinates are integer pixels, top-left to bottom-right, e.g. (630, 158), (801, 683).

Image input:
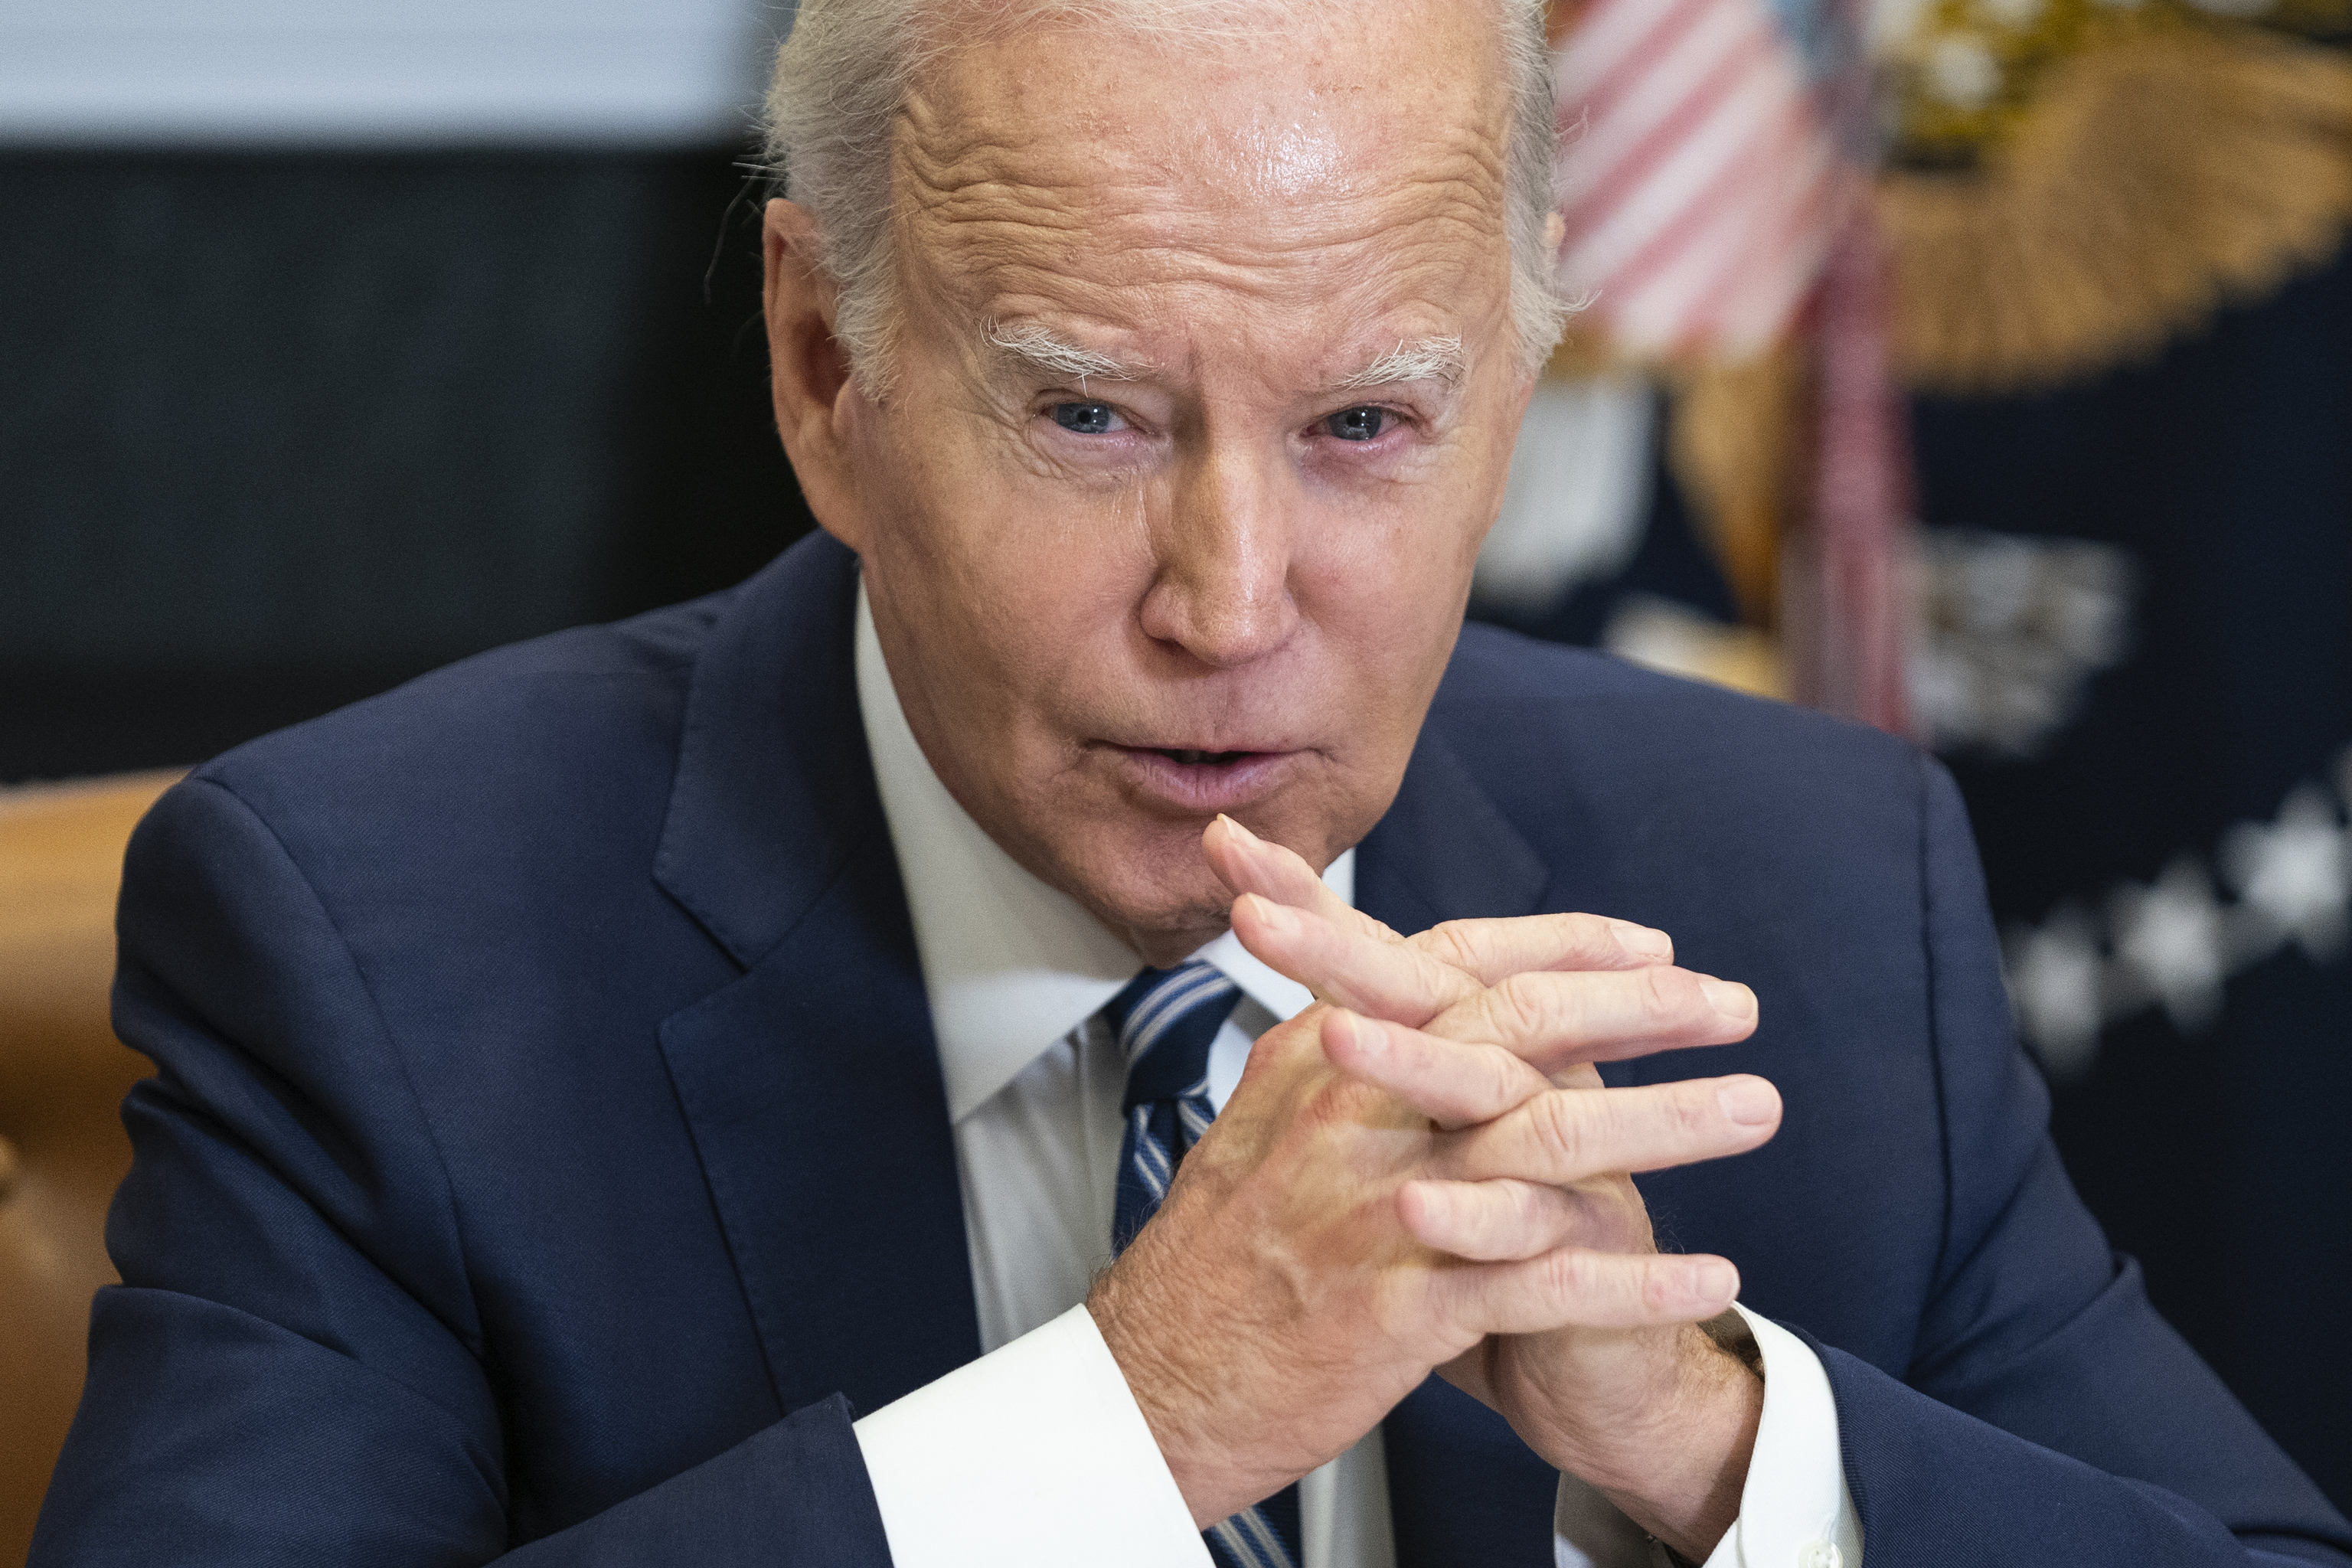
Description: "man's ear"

(763, 198), (869, 551)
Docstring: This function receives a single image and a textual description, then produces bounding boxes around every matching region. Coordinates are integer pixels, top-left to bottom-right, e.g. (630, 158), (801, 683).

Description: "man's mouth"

(1102, 743), (1296, 812)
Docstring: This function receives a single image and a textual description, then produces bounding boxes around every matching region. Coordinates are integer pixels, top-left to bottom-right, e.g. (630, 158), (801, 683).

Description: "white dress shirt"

(843, 583), (1863, 1568)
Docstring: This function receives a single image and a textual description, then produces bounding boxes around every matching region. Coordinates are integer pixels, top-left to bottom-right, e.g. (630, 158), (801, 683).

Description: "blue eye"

(1325, 407), (1389, 442)
(1050, 401), (1122, 434)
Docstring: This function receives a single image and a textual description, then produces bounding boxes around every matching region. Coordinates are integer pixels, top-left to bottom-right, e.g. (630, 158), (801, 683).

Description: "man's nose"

(1137, 443), (1302, 668)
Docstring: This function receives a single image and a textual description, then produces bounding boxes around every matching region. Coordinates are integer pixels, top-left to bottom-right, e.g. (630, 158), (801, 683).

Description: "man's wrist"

(1567, 1325), (1764, 1564)
(1086, 1239), (1259, 1528)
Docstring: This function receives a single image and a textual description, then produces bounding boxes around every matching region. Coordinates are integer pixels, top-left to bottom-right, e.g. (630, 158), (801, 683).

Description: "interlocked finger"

(1210, 815), (1674, 988)
(1438, 1075), (1782, 1186)
(1410, 911), (1672, 985)
(1439, 1244), (1742, 1335)
(1395, 1177), (1591, 1262)
(1231, 893), (1479, 1027)
(1321, 1009), (1550, 1129)
(1420, 964), (1758, 1075)
(1206, 815), (1399, 947)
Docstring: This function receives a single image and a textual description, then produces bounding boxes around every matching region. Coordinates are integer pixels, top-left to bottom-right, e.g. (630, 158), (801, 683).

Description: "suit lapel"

(653, 535), (981, 1419)
(1357, 722), (1550, 933)
(1360, 724), (1565, 1568)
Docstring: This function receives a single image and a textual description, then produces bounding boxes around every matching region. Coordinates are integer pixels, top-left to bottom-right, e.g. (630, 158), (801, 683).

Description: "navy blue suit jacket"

(33, 534), (2352, 1566)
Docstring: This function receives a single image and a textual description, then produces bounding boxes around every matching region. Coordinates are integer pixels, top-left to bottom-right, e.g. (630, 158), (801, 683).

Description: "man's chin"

(1064, 866), (1240, 969)
(994, 766), (1373, 962)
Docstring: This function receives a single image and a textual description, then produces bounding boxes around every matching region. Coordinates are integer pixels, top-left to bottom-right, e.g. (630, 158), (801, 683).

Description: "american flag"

(1551, 0), (1913, 737)
(1552, 0), (1850, 363)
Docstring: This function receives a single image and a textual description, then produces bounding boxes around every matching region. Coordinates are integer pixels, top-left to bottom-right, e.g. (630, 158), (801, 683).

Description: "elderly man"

(30, 2), (2352, 1566)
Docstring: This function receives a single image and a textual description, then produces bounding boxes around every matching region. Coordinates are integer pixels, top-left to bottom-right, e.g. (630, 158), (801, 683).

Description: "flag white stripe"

(1563, 56), (1795, 292)
(1553, 0), (1840, 358)
(1707, 156), (1844, 354)
(1559, 0), (1705, 101)
(1606, 91), (1813, 350)
(1556, 0), (1762, 208)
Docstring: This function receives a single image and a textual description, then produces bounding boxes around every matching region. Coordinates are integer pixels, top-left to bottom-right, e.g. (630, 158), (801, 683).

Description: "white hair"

(983, 318), (1149, 386)
(762, 0), (1568, 395)
(1335, 335), (1470, 391)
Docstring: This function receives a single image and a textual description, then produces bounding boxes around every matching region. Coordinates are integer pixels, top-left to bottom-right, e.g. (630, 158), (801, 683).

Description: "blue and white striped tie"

(1105, 960), (1302, 1568)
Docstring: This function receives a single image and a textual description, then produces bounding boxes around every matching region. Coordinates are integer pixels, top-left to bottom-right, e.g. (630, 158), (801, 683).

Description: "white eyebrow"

(1333, 335), (1468, 391)
(982, 319), (1150, 386)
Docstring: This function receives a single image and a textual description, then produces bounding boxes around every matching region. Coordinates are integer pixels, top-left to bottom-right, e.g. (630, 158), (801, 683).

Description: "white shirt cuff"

(1554, 1305), (1864, 1568)
(853, 1302), (1211, 1568)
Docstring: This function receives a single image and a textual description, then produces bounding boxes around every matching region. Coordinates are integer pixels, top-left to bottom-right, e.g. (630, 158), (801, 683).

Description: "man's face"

(781, 3), (1532, 962)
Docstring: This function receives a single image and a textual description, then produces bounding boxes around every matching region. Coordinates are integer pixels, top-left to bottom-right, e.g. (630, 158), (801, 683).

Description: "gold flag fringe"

(1880, 30), (2352, 396)
(1665, 348), (1802, 631)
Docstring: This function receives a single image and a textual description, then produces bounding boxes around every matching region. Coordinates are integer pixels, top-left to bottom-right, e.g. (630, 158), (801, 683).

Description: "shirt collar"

(854, 580), (1355, 1122)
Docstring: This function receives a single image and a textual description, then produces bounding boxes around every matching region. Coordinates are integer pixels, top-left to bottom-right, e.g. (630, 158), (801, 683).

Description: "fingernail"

(1225, 815), (1263, 844)
(1717, 1076), (1779, 1125)
(1608, 920), (1673, 960)
(1699, 977), (1756, 1024)
(1691, 1259), (1739, 1304)
(1250, 897), (1297, 935)
(1342, 1013), (1386, 1058)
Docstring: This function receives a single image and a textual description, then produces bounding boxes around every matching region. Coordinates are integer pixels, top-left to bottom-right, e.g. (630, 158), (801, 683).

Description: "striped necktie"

(1105, 960), (1303, 1568)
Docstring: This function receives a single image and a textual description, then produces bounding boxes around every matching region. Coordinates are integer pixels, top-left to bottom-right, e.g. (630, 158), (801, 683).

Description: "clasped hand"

(1087, 818), (1780, 1561)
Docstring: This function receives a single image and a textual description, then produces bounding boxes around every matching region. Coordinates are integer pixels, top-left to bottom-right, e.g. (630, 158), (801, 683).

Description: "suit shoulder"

(178, 592), (733, 863)
(1432, 622), (1932, 861)
(1438, 620), (1916, 769)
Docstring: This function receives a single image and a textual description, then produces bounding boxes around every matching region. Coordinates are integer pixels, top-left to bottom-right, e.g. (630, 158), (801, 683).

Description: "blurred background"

(1, 0), (2347, 1555)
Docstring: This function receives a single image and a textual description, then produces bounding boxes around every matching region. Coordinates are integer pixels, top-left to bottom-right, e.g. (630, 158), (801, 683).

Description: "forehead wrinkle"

(893, 57), (1514, 265)
(902, 126), (1508, 239)
(936, 228), (1508, 390)
(941, 181), (1514, 298)
(890, 34), (1521, 384)
(910, 179), (1511, 319)
(897, 134), (1108, 237)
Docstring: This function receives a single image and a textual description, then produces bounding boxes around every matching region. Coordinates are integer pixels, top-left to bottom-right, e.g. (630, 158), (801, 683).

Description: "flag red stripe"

(1559, 16), (1775, 242)
(1665, 109), (1830, 345)
(1569, 0), (1721, 127)
(1587, 75), (1807, 310)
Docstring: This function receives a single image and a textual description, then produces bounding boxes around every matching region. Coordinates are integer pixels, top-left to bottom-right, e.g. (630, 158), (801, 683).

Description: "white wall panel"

(0, 0), (786, 145)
